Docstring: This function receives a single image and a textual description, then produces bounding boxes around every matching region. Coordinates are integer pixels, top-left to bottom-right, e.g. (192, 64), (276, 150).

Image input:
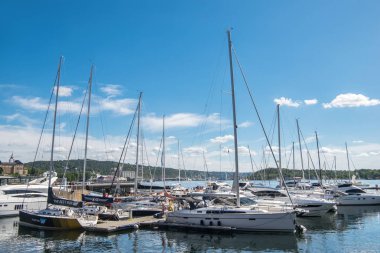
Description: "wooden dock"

(83, 216), (164, 233)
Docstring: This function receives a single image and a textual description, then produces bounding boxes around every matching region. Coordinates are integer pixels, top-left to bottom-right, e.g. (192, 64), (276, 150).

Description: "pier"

(83, 216), (164, 233)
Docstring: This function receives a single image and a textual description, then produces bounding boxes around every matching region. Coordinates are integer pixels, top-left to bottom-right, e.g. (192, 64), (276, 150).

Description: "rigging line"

(22, 73), (56, 206)
(149, 136), (163, 190)
(60, 81), (89, 192)
(299, 129), (320, 180)
(180, 142), (187, 179)
(99, 109), (109, 161)
(232, 47), (294, 206)
(109, 101), (138, 192)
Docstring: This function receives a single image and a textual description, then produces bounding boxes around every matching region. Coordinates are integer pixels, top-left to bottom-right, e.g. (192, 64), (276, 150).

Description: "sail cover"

(82, 194), (114, 204)
(47, 187), (83, 208)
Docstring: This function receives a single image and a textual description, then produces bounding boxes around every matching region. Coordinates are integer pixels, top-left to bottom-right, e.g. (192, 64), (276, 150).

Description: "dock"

(83, 216), (164, 233)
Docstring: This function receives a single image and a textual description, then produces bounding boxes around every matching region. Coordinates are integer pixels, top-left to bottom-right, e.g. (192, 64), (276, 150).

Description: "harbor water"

(1, 180), (380, 252)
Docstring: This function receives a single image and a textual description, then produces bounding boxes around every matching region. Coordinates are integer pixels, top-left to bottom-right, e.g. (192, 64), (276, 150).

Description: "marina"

(2, 1), (380, 252)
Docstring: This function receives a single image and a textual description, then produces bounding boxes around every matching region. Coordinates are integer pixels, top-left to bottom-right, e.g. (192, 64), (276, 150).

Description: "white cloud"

(304, 99), (318, 105)
(320, 147), (346, 154)
(100, 84), (122, 97)
(352, 140), (364, 144)
(238, 121), (253, 128)
(98, 98), (137, 115)
(3, 113), (38, 127)
(183, 146), (206, 156)
(210, 134), (234, 144)
(12, 96), (48, 111)
(54, 86), (73, 97)
(323, 93), (380, 109)
(273, 97), (300, 107)
(142, 113), (222, 132)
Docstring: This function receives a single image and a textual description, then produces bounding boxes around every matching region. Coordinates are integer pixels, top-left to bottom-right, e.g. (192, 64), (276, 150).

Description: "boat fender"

(295, 224), (306, 234)
(134, 224), (139, 229)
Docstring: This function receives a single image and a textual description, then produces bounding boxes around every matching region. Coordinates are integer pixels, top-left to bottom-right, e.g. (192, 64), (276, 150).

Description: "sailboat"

(19, 58), (98, 230)
(163, 30), (300, 233)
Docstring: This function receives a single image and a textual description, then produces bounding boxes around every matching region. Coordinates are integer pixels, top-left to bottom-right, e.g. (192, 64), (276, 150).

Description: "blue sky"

(1, 0), (380, 174)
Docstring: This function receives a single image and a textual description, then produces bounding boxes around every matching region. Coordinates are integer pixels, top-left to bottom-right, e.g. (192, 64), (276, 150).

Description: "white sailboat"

(19, 59), (97, 230)
(164, 30), (301, 233)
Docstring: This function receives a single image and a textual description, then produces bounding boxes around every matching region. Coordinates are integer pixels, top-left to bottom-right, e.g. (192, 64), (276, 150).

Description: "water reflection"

(162, 230), (298, 252)
(0, 205), (379, 252)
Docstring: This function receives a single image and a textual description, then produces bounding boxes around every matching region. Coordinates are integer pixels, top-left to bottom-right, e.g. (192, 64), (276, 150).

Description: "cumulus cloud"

(54, 86), (74, 97)
(183, 146), (206, 156)
(238, 121), (253, 128)
(100, 84), (122, 97)
(98, 98), (137, 115)
(320, 147), (346, 154)
(142, 113), (222, 132)
(273, 97), (300, 107)
(323, 93), (380, 109)
(304, 99), (318, 105)
(210, 134), (234, 144)
(12, 96), (48, 111)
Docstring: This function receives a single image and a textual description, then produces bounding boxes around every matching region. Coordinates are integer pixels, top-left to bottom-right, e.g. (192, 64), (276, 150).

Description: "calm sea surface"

(1, 180), (380, 253)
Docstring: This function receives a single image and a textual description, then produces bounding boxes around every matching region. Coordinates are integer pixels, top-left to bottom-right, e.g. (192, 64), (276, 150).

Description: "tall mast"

(296, 119), (305, 179)
(83, 65), (93, 194)
(134, 92), (143, 193)
(47, 56), (63, 208)
(248, 145), (255, 181)
(334, 156), (337, 183)
(345, 142), (351, 181)
(315, 131), (322, 186)
(227, 29), (240, 207)
(292, 141), (295, 178)
(162, 115), (166, 188)
(277, 104), (282, 187)
(177, 139), (181, 183)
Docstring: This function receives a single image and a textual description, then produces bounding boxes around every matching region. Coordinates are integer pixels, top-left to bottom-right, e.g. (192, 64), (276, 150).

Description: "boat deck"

(82, 216), (164, 233)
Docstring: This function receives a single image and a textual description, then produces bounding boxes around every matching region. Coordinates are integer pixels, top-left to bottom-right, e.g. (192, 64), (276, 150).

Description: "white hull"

(0, 195), (47, 217)
(165, 207), (297, 232)
(337, 194), (380, 206)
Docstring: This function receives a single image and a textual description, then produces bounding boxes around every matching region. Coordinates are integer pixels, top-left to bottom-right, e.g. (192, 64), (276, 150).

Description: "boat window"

(346, 189), (366, 194)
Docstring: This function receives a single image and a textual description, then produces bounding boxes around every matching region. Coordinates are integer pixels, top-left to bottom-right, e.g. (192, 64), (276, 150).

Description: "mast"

(162, 115), (166, 188)
(315, 131), (322, 186)
(248, 145), (255, 181)
(277, 104), (282, 187)
(296, 119), (305, 179)
(292, 141), (295, 179)
(227, 29), (240, 207)
(83, 65), (93, 194)
(47, 56), (63, 208)
(134, 92), (143, 193)
(345, 142), (351, 181)
(177, 139), (181, 183)
(334, 156), (337, 183)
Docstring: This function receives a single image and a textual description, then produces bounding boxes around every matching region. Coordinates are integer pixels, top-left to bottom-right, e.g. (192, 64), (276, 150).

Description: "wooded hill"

(24, 159), (380, 181)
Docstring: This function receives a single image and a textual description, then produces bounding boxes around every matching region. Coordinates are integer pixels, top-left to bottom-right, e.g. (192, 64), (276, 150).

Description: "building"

(0, 154), (28, 176)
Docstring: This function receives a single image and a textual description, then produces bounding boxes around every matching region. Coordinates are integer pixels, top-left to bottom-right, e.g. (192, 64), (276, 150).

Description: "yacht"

(247, 187), (337, 217)
(162, 31), (302, 233)
(0, 174), (58, 217)
(327, 183), (380, 205)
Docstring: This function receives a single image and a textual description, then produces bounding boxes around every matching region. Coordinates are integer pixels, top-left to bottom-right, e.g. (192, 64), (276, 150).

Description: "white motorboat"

(328, 183), (380, 206)
(0, 174), (58, 217)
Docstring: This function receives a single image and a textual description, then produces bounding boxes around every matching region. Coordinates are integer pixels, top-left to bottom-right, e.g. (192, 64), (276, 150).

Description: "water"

(2, 180), (380, 252)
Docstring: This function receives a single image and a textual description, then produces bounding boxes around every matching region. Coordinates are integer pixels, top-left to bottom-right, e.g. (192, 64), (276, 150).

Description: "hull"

(337, 194), (380, 206)
(0, 196), (47, 217)
(165, 208), (297, 233)
(296, 203), (336, 217)
(19, 210), (83, 230)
